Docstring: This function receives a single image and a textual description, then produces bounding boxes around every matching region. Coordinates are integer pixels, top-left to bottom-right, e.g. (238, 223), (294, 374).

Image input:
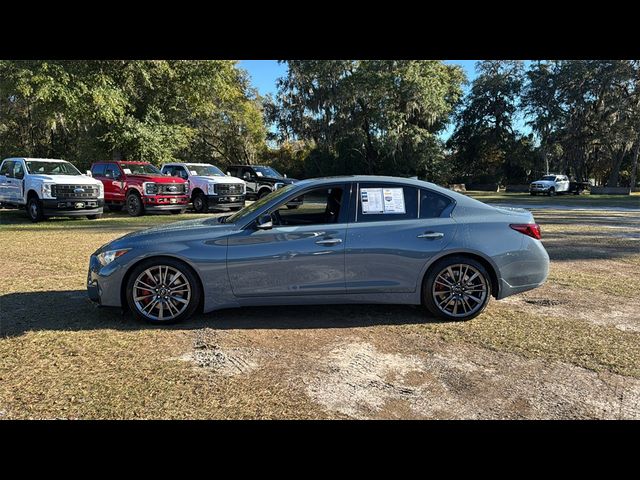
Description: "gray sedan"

(87, 176), (549, 323)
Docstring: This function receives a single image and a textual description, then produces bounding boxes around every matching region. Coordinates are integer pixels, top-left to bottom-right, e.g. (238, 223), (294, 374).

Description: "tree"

(269, 60), (465, 179)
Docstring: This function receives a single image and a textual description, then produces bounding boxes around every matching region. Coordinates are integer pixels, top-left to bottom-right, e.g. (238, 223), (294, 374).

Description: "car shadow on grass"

(0, 290), (439, 337)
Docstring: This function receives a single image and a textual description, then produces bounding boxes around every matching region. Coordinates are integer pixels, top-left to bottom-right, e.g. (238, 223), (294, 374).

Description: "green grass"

(466, 190), (640, 208)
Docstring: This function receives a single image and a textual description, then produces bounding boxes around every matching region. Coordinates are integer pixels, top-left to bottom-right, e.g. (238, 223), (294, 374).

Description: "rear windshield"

(121, 163), (161, 175)
(26, 161), (81, 176)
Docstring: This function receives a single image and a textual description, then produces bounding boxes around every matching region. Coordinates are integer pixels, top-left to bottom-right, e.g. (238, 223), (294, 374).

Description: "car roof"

(4, 157), (69, 163)
(164, 162), (215, 166)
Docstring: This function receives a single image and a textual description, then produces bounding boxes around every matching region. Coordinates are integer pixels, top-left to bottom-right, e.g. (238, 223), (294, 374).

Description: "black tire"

(108, 204), (123, 212)
(86, 214), (102, 220)
(258, 189), (271, 199)
(286, 204), (300, 209)
(126, 192), (144, 217)
(125, 257), (201, 324)
(192, 192), (208, 213)
(27, 196), (45, 222)
(547, 187), (555, 197)
(423, 256), (492, 322)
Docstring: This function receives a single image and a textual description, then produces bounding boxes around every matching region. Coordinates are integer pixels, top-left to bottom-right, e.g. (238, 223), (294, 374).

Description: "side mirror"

(256, 213), (273, 230)
(283, 173), (287, 178)
(243, 173), (251, 180)
(85, 170), (93, 177)
(226, 171), (231, 176)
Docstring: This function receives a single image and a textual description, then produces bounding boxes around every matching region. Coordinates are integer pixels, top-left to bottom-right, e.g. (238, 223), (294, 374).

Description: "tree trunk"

(629, 138), (640, 190)
(606, 147), (628, 187)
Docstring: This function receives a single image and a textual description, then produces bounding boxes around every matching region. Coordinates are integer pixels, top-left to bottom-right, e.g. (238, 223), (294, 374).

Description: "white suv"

(161, 162), (246, 213)
(529, 174), (570, 196)
(0, 157), (104, 222)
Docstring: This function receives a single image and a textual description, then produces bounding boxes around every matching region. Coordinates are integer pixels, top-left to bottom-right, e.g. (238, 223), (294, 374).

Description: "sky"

(238, 60), (529, 140)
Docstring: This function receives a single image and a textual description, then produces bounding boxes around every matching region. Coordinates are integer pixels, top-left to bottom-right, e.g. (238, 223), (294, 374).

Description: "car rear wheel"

(126, 258), (201, 324)
(126, 193), (144, 216)
(192, 192), (208, 213)
(423, 256), (491, 321)
(27, 196), (45, 222)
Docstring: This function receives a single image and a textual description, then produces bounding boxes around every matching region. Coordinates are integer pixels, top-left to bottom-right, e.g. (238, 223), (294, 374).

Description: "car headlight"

(207, 183), (216, 195)
(41, 183), (55, 199)
(144, 182), (158, 195)
(97, 183), (104, 199)
(96, 248), (131, 267)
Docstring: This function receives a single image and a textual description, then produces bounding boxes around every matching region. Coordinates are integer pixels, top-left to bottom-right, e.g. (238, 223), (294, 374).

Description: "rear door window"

(419, 189), (453, 218)
(356, 183), (418, 222)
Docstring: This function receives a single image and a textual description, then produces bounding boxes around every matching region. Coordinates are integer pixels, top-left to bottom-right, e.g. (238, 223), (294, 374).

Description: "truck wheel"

(192, 192), (208, 213)
(547, 187), (555, 197)
(258, 189), (271, 199)
(27, 196), (45, 222)
(86, 214), (102, 220)
(126, 193), (144, 217)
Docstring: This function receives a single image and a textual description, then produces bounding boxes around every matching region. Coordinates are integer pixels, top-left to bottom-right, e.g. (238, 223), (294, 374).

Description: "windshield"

(187, 164), (225, 177)
(541, 175), (557, 181)
(25, 160), (81, 176)
(121, 163), (162, 175)
(254, 166), (282, 178)
(225, 184), (296, 224)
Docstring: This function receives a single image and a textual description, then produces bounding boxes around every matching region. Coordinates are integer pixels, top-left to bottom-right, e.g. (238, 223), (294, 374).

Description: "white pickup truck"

(161, 162), (246, 213)
(529, 174), (570, 196)
(0, 157), (104, 222)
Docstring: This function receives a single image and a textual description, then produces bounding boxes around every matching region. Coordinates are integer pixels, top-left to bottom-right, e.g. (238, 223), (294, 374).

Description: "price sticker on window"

(361, 187), (405, 214)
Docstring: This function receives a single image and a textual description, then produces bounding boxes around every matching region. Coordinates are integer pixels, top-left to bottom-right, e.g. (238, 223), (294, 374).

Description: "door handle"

(418, 231), (444, 239)
(315, 238), (342, 246)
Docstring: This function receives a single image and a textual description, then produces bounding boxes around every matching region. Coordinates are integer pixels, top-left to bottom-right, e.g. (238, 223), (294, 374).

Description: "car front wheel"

(423, 256), (491, 321)
(126, 258), (201, 324)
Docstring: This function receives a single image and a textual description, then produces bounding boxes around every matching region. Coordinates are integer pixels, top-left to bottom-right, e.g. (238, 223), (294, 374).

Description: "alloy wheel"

(132, 265), (192, 321)
(432, 263), (488, 318)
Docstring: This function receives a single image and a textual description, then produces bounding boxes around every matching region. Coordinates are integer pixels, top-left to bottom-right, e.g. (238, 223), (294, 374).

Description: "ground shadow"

(0, 290), (438, 338)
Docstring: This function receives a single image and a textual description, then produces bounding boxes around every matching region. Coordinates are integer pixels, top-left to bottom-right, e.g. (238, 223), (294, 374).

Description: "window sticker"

(255, 171), (263, 177)
(122, 168), (132, 174)
(190, 170), (198, 175)
(361, 187), (405, 214)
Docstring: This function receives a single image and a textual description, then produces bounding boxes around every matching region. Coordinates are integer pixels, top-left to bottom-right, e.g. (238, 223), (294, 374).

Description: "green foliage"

(268, 60), (465, 179)
(0, 60), (266, 170)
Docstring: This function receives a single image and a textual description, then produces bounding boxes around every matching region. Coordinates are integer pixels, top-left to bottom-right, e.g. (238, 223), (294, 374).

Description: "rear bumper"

(43, 198), (104, 216)
(496, 238), (550, 299)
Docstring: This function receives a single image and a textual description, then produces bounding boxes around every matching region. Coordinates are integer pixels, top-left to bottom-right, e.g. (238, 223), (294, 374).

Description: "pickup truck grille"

(158, 183), (187, 195)
(217, 183), (244, 195)
(52, 184), (99, 199)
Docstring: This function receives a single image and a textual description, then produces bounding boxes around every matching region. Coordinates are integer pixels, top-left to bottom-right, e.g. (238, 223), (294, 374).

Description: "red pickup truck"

(90, 161), (189, 216)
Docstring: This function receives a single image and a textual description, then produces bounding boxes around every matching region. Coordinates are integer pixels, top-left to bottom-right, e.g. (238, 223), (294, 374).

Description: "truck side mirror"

(256, 214), (273, 230)
(243, 173), (251, 180)
(227, 171), (231, 176)
(85, 170), (93, 177)
(283, 173), (287, 178)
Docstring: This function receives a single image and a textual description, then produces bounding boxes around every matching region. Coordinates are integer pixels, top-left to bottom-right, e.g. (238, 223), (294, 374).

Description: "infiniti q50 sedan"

(87, 176), (549, 324)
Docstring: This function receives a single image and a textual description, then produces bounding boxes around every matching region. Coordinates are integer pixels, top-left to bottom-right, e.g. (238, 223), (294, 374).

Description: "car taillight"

(510, 223), (542, 240)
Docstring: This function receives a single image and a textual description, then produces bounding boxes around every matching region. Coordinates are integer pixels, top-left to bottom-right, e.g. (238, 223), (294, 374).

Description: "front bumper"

(43, 198), (104, 216)
(206, 194), (246, 208)
(529, 185), (551, 193)
(143, 195), (189, 211)
(87, 253), (126, 307)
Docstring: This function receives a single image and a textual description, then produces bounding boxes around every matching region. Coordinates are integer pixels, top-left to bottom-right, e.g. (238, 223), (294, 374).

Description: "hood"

(29, 174), (102, 186)
(103, 217), (234, 250)
(191, 175), (245, 185)
(258, 176), (297, 184)
(126, 174), (186, 184)
(531, 179), (555, 186)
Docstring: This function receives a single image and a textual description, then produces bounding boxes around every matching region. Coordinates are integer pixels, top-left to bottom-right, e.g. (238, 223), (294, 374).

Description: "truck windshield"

(254, 166), (282, 178)
(224, 184), (296, 224)
(121, 163), (161, 175)
(187, 164), (225, 177)
(25, 161), (81, 176)
(541, 175), (557, 181)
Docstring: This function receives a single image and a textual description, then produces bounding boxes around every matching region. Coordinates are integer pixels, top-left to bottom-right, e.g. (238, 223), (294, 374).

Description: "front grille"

(158, 183), (186, 195)
(53, 184), (99, 199)
(217, 183), (244, 195)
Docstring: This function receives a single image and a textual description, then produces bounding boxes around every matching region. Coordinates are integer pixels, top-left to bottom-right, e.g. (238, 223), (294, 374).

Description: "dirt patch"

(524, 298), (567, 307)
(306, 340), (640, 419)
(176, 328), (261, 376)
